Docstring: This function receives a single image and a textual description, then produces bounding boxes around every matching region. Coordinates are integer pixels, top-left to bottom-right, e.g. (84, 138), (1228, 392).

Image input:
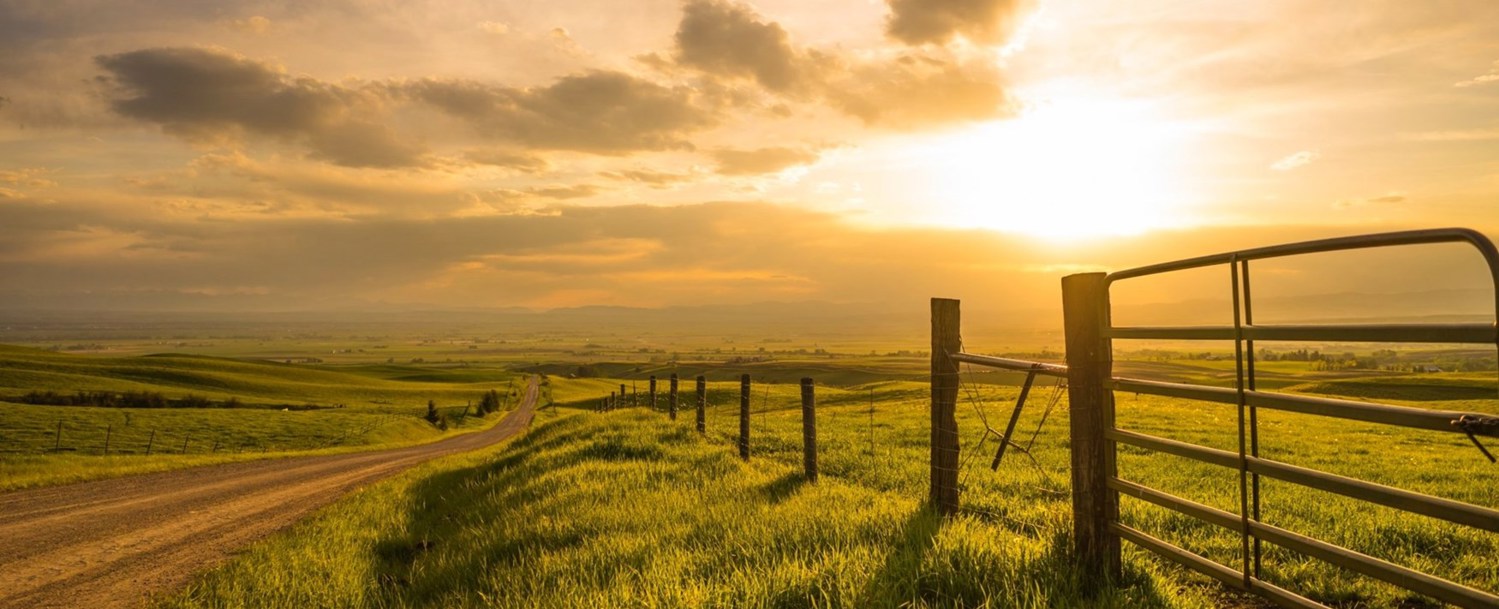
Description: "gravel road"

(0, 376), (539, 609)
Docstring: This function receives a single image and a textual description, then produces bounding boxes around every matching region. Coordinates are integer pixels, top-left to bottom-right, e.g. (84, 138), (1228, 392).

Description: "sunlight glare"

(919, 99), (1192, 241)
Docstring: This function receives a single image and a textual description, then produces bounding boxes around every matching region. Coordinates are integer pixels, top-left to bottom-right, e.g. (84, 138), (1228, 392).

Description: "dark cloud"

(827, 51), (1015, 128)
(885, 0), (1035, 46)
(96, 47), (429, 168)
(673, 0), (807, 92)
(710, 147), (820, 175)
(662, 1), (1013, 129)
(97, 47), (721, 163)
(401, 71), (715, 154)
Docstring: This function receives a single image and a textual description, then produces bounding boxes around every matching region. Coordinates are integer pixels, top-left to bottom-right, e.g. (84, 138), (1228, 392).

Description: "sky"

(2, 0), (1498, 315)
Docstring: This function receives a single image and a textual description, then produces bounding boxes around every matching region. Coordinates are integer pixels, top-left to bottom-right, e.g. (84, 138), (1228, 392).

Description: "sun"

(916, 98), (1193, 241)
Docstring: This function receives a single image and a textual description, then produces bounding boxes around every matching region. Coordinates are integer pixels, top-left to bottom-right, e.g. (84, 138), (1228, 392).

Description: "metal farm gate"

(929, 228), (1499, 608)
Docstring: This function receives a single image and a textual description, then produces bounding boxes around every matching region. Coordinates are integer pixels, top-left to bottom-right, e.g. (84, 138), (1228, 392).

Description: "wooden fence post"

(146, 430), (155, 455)
(54, 420), (63, 451)
(650, 376), (658, 411)
(695, 376), (707, 433)
(669, 374), (679, 420)
(1063, 272), (1120, 588)
(739, 374), (751, 460)
(930, 297), (961, 515)
(801, 377), (817, 482)
(181, 436), (190, 454)
(619, 384), (626, 409)
(104, 424), (112, 455)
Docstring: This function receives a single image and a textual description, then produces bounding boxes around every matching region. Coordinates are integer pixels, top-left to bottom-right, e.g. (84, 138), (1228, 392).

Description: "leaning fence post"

(801, 377), (817, 482)
(1063, 272), (1120, 588)
(104, 424), (112, 455)
(930, 298), (961, 515)
(54, 420), (63, 451)
(650, 376), (658, 411)
(181, 435), (190, 454)
(739, 374), (751, 460)
(669, 374), (679, 420)
(695, 375), (707, 433)
(146, 429), (156, 455)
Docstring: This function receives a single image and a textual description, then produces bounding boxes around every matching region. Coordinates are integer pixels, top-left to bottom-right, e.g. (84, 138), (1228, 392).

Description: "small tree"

(479, 389), (501, 414)
(425, 400), (440, 425)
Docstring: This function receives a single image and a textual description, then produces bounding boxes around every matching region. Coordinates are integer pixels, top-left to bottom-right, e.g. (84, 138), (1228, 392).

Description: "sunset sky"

(2, 0), (1498, 314)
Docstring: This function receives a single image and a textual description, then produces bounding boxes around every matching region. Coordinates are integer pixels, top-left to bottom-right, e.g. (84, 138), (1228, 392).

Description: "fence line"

(941, 227), (1499, 608)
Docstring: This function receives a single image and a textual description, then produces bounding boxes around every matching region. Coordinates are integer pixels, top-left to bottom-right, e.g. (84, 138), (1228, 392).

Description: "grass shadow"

(758, 471), (809, 504)
(858, 505), (943, 606)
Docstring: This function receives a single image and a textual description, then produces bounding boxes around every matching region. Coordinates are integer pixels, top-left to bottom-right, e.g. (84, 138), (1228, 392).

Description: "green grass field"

(152, 373), (1498, 609)
(0, 344), (528, 490)
(1, 338), (1494, 606)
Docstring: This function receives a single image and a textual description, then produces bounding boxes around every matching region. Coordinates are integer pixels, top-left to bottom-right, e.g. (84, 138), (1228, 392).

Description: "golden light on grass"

(919, 97), (1193, 240)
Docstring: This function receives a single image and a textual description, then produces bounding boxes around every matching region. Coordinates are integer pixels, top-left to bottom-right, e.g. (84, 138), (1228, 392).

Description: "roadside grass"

(158, 372), (1497, 609)
(157, 406), (1201, 609)
(0, 345), (532, 490)
(0, 399), (514, 492)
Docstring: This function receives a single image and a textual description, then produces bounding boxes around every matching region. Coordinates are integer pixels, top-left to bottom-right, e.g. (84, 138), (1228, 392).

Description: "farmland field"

(0, 328), (1495, 607)
(153, 366), (1496, 608)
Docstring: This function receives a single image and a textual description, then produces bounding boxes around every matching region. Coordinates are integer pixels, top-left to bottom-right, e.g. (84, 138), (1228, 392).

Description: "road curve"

(0, 376), (540, 609)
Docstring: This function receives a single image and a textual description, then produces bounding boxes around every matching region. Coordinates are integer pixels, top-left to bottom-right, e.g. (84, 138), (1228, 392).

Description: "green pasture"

(155, 372), (1497, 609)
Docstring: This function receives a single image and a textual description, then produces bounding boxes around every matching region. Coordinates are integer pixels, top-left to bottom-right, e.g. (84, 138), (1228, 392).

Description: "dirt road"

(0, 376), (539, 609)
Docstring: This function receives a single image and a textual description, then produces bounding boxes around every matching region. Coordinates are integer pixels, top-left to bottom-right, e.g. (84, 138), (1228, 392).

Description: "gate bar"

(1110, 477), (1499, 608)
(1107, 428), (1499, 532)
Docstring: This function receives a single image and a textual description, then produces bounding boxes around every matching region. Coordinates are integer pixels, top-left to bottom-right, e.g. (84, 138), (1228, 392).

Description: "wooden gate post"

(650, 376), (658, 411)
(1062, 272), (1121, 588)
(695, 376), (707, 433)
(738, 374), (751, 460)
(930, 298), (961, 515)
(801, 377), (818, 482)
(669, 374), (679, 420)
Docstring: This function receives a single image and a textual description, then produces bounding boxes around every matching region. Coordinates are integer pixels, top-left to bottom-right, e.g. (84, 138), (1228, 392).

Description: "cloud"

(462, 150), (550, 173)
(226, 16), (271, 35)
(527, 184), (601, 200)
(0, 168), (58, 189)
(1333, 190), (1407, 208)
(884, 0), (1036, 46)
(673, 0), (808, 92)
(401, 71), (715, 154)
(96, 47), (429, 168)
(1405, 128), (1499, 142)
(600, 169), (693, 187)
(826, 50), (1015, 128)
(1271, 150), (1320, 171)
(99, 46), (721, 164)
(710, 147), (820, 175)
(477, 21), (511, 35)
(1454, 60), (1499, 87)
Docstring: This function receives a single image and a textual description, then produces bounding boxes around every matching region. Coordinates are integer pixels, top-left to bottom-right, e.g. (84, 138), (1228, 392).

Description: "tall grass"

(158, 376), (1496, 608)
